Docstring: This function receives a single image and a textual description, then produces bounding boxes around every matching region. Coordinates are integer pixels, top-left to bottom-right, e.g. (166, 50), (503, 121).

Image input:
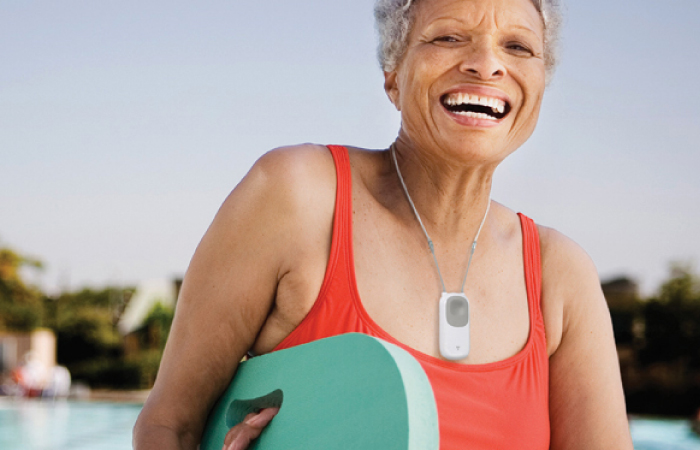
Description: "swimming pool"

(1, 399), (699, 449)
(630, 417), (700, 450)
(0, 399), (141, 450)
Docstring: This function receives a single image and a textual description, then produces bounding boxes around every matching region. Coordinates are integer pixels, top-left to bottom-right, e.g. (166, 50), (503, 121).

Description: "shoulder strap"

(309, 145), (352, 301)
(326, 144), (352, 246)
(517, 213), (542, 319)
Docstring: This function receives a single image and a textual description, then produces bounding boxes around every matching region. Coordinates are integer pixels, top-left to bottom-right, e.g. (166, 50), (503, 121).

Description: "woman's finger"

(221, 407), (280, 450)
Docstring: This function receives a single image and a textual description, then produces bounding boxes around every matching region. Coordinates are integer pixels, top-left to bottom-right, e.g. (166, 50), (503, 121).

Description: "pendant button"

(439, 292), (471, 359)
(446, 295), (469, 327)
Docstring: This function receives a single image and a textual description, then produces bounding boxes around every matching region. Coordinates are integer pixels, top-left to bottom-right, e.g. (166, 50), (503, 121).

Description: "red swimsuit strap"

(518, 212), (543, 326)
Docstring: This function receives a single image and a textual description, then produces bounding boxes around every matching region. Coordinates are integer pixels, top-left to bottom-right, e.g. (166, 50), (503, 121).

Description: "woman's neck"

(389, 136), (496, 241)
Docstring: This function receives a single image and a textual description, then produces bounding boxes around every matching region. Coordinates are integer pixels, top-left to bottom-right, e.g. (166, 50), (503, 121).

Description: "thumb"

(222, 408), (280, 450)
(245, 407), (280, 428)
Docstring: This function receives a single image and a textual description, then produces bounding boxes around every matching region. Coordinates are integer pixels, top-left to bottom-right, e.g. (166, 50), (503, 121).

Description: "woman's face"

(385, 0), (546, 165)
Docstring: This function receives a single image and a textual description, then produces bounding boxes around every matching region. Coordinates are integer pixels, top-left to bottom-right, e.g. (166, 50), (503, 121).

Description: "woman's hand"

(221, 408), (280, 450)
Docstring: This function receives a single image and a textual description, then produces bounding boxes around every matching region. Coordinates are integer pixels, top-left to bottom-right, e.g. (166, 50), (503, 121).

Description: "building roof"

(117, 279), (176, 335)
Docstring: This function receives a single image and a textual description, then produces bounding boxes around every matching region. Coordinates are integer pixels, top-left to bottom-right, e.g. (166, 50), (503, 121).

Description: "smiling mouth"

(441, 93), (511, 121)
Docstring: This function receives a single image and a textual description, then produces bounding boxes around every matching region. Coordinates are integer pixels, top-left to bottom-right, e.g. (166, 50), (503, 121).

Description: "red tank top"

(273, 145), (550, 449)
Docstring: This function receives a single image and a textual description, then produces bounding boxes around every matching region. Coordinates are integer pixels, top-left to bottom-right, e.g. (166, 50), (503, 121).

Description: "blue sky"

(1, 0), (698, 295)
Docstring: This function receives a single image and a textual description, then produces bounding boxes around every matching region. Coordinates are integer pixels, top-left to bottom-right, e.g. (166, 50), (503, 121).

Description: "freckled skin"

(133, 1), (633, 449)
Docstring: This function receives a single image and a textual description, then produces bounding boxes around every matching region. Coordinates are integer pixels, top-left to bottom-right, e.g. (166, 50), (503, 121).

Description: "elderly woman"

(134, 0), (633, 448)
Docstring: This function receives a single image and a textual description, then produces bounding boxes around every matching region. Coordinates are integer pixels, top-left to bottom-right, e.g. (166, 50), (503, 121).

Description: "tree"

(640, 264), (700, 367)
(0, 246), (44, 331)
(142, 302), (175, 351)
(52, 287), (132, 366)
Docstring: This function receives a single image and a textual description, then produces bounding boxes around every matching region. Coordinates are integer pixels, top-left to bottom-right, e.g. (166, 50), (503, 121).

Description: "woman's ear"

(383, 71), (401, 111)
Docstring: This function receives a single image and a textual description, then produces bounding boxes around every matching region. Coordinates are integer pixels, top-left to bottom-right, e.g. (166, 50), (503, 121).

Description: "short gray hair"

(374, 0), (562, 81)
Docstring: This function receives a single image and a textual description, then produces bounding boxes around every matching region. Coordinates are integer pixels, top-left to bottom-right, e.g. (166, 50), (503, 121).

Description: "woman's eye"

(506, 42), (533, 54)
(433, 35), (459, 43)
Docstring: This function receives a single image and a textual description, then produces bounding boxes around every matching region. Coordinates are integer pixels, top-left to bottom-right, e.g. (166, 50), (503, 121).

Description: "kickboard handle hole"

(225, 389), (284, 428)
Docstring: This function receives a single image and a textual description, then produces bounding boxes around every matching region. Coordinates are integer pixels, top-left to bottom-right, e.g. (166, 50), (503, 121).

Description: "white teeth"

(444, 93), (506, 115)
(454, 111), (497, 120)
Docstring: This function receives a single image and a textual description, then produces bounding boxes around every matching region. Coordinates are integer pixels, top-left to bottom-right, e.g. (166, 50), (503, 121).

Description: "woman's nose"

(459, 41), (505, 80)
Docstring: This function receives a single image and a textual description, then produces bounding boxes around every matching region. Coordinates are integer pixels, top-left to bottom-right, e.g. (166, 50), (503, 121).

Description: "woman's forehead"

(413, 0), (543, 35)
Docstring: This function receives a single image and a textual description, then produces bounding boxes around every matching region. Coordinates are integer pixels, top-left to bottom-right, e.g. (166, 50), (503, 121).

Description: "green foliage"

(0, 301), (42, 331)
(143, 302), (175, 351)
(0, 247), (45, 331)
(50, 288), (173, 390)
(70, 358), (142, 389)
(70, 351), (164, 390)
(0, 242), (174, 390)
(609, 310), (635, 345)
(52, 287), (132, 367)
(54, 295), (173, 389)
(639, 265), (700, 367)
(657, 263), (699, 305)
(130, 349), (164, 388)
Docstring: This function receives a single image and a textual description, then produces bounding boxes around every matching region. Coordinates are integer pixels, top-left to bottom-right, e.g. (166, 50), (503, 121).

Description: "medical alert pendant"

(391, 143), (488, 361)
(439, 292), (470, 360)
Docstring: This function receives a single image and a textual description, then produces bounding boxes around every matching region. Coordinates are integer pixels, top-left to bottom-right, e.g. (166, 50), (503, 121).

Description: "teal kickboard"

(200, 333), (439, 450)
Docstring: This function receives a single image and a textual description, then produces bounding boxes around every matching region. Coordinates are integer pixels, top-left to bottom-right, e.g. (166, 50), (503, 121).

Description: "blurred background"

(1, 0), (699, 448)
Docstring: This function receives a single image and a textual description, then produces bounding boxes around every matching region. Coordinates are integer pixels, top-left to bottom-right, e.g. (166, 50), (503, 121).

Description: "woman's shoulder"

(220, 143), (382, 239)
(535, 222), (608, 355)
(251, 144), (381, 199)
(251, 143), (337, 192)
(537, 224), (599, 287)
(231, 144), (338, 215)
(210, 144), (339, 259)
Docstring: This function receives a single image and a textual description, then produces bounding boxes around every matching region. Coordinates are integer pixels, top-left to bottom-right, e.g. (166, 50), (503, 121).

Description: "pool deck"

(89, 389), (151, 403)
(0, 389), (151, 404)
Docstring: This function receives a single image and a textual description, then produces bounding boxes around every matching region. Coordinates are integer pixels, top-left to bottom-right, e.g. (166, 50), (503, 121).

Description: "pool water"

(1, 400), (699, 449)
(630, 417), (700, 450)
(0, 400), (141, 450)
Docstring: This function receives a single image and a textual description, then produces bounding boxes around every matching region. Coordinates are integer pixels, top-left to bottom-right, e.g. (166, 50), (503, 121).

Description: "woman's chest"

(351, 203), (532, 364)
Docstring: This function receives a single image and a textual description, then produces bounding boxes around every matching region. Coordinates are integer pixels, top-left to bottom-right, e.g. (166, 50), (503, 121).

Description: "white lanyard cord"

(390, 144), (491, 293)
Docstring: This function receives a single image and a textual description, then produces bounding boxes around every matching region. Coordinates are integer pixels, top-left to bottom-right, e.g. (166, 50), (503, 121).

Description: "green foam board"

(200, 333), (438, 450)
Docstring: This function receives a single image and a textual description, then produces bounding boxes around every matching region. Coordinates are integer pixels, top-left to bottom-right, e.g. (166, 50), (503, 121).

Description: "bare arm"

(133, 145), (333, 449)
(541, 228), (633, 449)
